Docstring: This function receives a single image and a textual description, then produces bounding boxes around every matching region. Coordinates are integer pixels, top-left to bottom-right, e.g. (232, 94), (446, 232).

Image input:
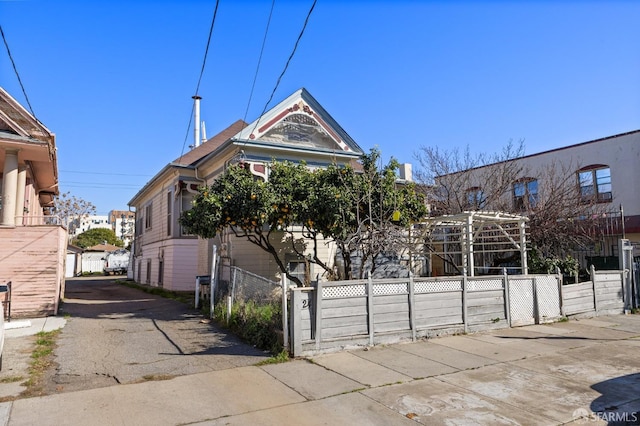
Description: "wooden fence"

(289, 268), (626, 356)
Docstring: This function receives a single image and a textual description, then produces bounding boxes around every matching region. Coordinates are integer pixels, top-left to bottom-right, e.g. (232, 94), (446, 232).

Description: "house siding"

(135, 239), (197, 291)
(223, 230), (336, 282)
(0, 226), (66, 317)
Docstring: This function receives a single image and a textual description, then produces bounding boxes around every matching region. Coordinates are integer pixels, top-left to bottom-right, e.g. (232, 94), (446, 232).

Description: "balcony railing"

(13, 215), (61, 226)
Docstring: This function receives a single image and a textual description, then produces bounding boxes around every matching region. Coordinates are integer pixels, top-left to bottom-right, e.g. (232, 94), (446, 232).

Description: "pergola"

(419, 211), (529, 277)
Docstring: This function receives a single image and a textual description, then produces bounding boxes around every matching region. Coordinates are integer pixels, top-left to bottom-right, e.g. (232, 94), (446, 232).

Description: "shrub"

(215, 300), (282, 354)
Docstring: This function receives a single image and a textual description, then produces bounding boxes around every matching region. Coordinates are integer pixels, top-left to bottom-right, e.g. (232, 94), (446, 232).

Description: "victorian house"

(128, 88), (364, 291)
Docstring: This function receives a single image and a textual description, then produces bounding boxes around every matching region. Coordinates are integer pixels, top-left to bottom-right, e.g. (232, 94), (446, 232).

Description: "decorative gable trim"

(234, 88), (363, 155)
(249, 100), (350, 152)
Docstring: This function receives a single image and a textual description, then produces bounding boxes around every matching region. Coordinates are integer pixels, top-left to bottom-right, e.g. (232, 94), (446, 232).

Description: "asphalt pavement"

(0, 277), (639, 425)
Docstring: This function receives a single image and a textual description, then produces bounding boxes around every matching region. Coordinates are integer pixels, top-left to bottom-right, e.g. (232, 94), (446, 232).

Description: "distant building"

(68, 211), (135, 247)
(433, 130), (640, 273)
(68, 215), (111, 239)
(109, 210), (135, 247)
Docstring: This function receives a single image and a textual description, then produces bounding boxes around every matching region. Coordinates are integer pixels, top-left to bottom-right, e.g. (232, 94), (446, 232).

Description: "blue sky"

(1, 0), (638, 215)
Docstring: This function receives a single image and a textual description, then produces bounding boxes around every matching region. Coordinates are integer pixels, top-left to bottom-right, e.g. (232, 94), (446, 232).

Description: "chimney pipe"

(192, 95), (202, 148)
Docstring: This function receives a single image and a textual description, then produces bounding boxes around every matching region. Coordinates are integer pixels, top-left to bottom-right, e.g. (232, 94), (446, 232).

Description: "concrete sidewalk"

(3, 315), (640, 425)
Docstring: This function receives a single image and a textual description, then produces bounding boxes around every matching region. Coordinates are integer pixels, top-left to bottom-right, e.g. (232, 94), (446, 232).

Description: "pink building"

(0, 87), (66, 317)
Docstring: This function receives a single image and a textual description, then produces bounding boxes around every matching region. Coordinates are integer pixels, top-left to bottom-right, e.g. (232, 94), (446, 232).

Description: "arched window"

(577, 165), (612, 203)
(513, 178), (538, 211)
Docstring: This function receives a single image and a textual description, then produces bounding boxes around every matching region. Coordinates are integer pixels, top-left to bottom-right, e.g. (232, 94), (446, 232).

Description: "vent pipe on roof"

(201, 121), (207, 145)
(192, 95), (202, 148)
(399, 163), (413, 181)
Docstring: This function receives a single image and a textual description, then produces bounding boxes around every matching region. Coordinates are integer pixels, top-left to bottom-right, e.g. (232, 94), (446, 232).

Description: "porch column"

(1, 149), (19, 226)
(14, 166), (27, 225)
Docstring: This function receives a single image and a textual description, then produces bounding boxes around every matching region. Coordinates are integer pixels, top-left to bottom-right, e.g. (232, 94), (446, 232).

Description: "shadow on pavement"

(588, 373), (640, 425)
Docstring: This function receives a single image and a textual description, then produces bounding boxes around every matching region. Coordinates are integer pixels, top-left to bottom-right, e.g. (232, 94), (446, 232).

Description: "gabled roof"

(0, 87), (53, 140)
(0, 86), (58, 204)
(233, 88), (364, 155)
(85, 243), (121, 252)
(129, 120), (247, 206)
(173, 119), (247, 166)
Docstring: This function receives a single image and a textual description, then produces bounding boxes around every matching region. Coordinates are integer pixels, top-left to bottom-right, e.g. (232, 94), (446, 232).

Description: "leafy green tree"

(180, 149), (428, 286)
(74, 228), (123, 249)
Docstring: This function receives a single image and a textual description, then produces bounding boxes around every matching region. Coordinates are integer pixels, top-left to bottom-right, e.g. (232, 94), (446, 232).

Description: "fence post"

(556, 267), (565, 317)
(503, 268), (511, 327)
(315, 279), (323, 351)
(209, 246), (218, 319)
(281, 274), (289, 352)
(462, 268), (468, 334)
(408, 273), (416, 341)
(367, 271), (375, 346)
(291, 289), (303, 357)
(195, 276), (200, 309)
(591, 264), (598, 314)
(532, 277), (539, 324)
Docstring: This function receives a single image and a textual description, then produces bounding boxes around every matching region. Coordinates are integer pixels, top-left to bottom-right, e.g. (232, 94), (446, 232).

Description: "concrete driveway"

(0, 276), (269, 398)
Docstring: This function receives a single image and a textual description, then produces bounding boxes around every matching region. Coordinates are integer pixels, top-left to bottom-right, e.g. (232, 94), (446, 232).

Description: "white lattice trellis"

(536, 276), (561, 321)
(509, 279), (535, 326)
(373, 283), (408, 295)
(467, 278), (503, 291)
(414, 280), (462, 293)
(322, 284), (366, 298)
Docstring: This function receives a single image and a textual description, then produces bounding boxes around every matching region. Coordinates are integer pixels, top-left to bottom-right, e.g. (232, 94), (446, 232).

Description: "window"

(158, 260), (164, 287)
(578, 165), (612, 203)
(181, 193), (195, 236)
(513, 178), (538, 211)
(144, 203), (153, 229)
(287, 256), (309, 285)
(146, 259), (152, 284)
(465, 187), (486, 210)
(166, 191), (172, 236)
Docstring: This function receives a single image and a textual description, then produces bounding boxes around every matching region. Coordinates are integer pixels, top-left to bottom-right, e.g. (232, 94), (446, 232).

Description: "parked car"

(103, 250), (130, 275)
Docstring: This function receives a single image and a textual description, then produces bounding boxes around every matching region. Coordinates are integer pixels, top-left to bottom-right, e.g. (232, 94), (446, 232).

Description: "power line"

(60, 170), (154, 177)
(243, 0), (276, 125)
(61, 181), (143, 188)
(249, 0), (317, 139)
(0, 25), (38, 122)
(178, 0), (221, 161)
(194, 0), (220, 97)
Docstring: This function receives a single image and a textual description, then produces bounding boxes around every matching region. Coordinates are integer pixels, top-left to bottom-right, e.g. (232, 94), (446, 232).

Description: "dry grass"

(19, 330), (61, 397)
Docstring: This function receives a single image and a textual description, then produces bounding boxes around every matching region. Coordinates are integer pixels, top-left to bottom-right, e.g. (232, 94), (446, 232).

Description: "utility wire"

(1, 25), (38, 122)
(194, 0), (220, 97)
(242, 0), (276, 125)
(60, 170), (153, 177)
(249, 0), (317, 139)
(178, 0), (220, 161)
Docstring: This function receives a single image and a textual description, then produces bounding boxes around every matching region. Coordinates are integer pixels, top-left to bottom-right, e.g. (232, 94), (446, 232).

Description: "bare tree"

(525, 160), (608, 259)
(413, 141), (609, 270)
(414, 139), (526, 214)
(54, 192), (96, 237)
